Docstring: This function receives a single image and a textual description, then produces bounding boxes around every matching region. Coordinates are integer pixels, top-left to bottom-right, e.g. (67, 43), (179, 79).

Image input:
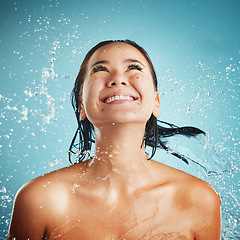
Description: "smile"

(104, 95), (135, 104)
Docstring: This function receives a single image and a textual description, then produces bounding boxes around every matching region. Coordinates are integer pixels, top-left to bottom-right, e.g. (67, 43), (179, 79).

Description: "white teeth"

(105, 95), (133, 103)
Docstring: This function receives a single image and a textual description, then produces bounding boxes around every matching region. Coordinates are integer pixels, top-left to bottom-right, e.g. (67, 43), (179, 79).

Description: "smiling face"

(79, 42), (160, 127)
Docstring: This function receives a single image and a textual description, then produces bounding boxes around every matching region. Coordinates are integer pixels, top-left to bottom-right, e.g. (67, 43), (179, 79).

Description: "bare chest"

(46, 193), (194, 240)
(47, 217), (192, 240)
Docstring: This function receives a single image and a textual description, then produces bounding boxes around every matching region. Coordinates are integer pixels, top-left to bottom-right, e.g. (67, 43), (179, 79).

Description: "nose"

(106, 70), (128, 87)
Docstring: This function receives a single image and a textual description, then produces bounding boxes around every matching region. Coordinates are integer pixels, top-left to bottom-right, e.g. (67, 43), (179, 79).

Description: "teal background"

(0, 0), (239, 239)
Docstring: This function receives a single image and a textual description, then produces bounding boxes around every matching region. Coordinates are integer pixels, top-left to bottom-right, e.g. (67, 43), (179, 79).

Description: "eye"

(92, 65), (108, 73)
(127, 64), (143, 71)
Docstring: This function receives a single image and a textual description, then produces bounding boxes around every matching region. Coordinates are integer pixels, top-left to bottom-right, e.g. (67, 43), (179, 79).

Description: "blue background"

(0, 0), (239, 239)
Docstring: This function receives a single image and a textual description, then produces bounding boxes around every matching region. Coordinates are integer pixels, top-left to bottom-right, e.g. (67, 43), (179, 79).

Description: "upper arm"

(8, 182), (47, 240)
(193, 183), (221, 240)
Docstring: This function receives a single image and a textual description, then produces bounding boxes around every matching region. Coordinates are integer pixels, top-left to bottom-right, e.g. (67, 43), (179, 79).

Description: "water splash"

(0, 8), (239, 238)
(48, 157), (63, 167)
(0, 187), (7, 194)
(162, 134), (229, 174)
(1, 41), (62, 126)
(23, 41), (60, 124)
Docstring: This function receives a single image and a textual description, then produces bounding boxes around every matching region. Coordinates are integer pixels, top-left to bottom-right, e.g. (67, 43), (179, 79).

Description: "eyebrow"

(124, 59), (146, 67)
(90, 59), (146, 69)
(90, 60), (110, 69)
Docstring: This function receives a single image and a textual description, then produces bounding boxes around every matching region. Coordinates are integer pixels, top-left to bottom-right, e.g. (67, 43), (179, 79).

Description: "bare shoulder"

(151, 160), (221, 211)
(10, 165), (72, 219)
(8, 163), (88, 239)
(14, 162), (88, 206)
(15, 165), (71, 201)
(172, 165), (221, 210)
(151, 160), (221, 239)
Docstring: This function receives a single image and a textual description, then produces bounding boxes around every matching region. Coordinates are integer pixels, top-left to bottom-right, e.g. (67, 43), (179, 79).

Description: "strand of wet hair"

(69, 117), (205, 165)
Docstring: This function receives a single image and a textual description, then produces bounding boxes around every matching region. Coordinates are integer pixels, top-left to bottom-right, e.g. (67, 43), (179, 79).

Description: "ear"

(79, 104), (87, 120)
(152, 92), (160, 118)
(78, 97), (87, 120)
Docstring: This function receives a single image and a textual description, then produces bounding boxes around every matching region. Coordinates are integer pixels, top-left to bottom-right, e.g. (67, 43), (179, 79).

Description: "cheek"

(82, 78), (97, 102)
(82, 87), (96, 108)
(133, 73), (155, 95)
(81, 79), (105, 114)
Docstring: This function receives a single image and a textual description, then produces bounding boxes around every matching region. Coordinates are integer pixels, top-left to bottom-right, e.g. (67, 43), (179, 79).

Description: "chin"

(92, 116), (150, 127)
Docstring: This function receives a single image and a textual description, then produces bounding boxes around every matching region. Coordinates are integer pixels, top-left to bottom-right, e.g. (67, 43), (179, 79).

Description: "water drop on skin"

(88, 157), (94, 167)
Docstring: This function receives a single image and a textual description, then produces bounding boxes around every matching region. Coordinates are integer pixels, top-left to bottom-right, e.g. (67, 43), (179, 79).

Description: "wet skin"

(8, 160), (221, 240)
(8, 43), (221, 240)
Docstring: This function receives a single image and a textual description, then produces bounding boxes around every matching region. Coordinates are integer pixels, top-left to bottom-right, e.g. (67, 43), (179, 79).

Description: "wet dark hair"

(68, 40), (205, 164)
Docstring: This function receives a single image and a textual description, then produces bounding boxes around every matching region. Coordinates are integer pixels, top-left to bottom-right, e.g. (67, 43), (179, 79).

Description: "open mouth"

(103, 95), (137, 104)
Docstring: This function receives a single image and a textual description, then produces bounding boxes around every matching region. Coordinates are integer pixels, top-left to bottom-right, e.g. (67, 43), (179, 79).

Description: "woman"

(8, 40), (221, 239)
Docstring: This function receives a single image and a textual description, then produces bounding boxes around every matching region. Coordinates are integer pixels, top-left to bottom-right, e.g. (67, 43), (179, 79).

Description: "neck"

(83, 122), (159, 196)
(92, 122), (148, 174)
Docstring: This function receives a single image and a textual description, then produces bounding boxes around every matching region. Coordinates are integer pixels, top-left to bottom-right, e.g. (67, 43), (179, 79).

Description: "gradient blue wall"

(0, 0), (239, 239)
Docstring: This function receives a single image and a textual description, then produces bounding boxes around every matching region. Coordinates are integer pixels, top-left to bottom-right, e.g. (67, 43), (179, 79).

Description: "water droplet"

(0, 186), (7, 194)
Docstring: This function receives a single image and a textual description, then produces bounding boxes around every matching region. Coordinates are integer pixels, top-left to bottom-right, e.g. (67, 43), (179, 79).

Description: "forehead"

(87, 42), (148, 66)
